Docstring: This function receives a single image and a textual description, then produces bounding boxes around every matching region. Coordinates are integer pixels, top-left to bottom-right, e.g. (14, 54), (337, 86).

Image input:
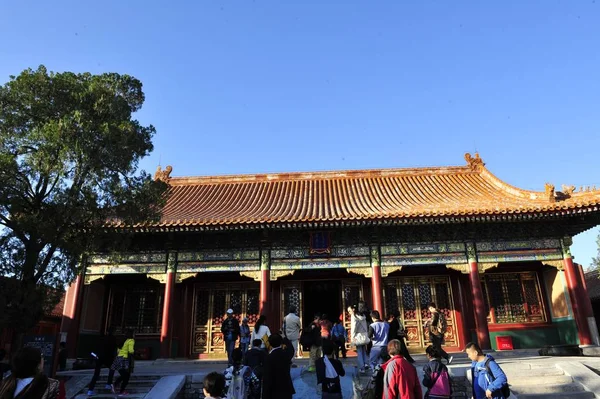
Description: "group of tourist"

(202, 332), (296, 399)
(0, 302), (506, 399)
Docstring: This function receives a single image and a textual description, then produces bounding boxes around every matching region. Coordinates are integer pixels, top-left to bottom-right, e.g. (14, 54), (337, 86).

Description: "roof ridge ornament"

(154, 165), (173, 182)
(545, 183), (556, 203)
(554, 184), (576, 201)
(464, 152), (485, 171)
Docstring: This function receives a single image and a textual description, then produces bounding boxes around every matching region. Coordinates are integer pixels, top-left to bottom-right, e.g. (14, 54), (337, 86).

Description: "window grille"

(482, 272), (546, 324)
(108, 285), (164, 334)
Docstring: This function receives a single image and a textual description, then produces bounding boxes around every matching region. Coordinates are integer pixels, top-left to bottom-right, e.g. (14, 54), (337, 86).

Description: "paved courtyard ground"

(60, 349), (600, 398)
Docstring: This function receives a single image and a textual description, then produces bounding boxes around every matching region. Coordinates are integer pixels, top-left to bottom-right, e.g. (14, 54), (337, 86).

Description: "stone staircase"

(490, 361), (596, 399)
(72, 375), (161, 399)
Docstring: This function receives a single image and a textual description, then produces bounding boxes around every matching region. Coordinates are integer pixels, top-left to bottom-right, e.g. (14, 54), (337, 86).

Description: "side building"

(60, 153), (600, 359)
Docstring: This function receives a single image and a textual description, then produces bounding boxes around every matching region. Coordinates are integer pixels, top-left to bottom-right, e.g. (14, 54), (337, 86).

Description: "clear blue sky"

(1, 1), (599, 266)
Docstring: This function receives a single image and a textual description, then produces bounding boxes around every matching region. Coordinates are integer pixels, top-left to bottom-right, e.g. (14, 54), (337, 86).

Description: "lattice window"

(212, 290), (227, 325)
(401, 283), (417, 320)
(195, 289), (210, 326)
(418, 283), (432, 320)
(108, 285), (164, 334)
(230, 290), (243, 316)
(384, 284), (399, 319)
(246, 289), (260, 324)
(482, 272), (546, 324)
(283, 287), (301, 322)
(435, 283), (451, 319)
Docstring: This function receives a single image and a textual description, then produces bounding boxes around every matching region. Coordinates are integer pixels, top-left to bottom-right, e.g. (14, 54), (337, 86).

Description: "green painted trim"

(488, 320), (579, 350)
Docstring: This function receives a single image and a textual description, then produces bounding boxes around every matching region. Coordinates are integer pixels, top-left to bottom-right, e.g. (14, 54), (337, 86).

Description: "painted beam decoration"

(380, 242), (468, 266)
(84, 238), (567, 284)
(271, 257), (371, 271)
(85, 252), (168, 284)
(475, 239), (563, 263)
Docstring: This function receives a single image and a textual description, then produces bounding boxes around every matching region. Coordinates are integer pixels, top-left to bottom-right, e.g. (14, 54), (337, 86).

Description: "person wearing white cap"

(221, 308), (240, 366)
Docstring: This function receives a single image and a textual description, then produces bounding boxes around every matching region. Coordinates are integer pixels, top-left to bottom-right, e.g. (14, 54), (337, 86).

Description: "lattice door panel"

(383, 276), (458, 349)
(281, 283), (303, 327)
(192, 283), (260, 355)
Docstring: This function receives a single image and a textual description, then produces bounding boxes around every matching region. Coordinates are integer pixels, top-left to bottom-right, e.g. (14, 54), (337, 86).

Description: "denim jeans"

(356, 345), (368, 369)
(369, 345), (385, 369)
(240, 342), (249, 354)
(225, 340), (236, 365)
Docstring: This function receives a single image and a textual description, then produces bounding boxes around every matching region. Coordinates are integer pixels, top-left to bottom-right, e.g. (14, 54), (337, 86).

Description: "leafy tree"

(593, 231), (600, 270)
(0, 66), (167, 335)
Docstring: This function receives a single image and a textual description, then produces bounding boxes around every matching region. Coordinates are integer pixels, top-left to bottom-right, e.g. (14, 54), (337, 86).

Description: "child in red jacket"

(381, 339), (422, 399)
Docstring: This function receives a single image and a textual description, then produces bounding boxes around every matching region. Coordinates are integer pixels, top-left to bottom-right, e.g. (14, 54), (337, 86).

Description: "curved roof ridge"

(166, 164), (475, 186)
(478, 167), (547, 201)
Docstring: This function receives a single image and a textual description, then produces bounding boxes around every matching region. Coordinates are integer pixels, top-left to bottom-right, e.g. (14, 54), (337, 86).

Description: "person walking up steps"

(240, 317), (251, 355)
(306, 314), (323, 372)
(425, 302), (452, 365)
(282, 306), (302, 361)
(381, 339), (422, 399)
(251, 315), (271, 351)
(225, 348), (260, 399)
(422, 345), (452, 399)
(320, 314), (333, 340)
(244, 339), (266, 382)
(348, 305), (369, 373)
(331, 318), (347, 359)
(221, 309), (240, 366)
(387, 311), (415, 363)
(316, 339), (346, 399)
(368, 310), (389, 369)
(466, 342), (509, 399)
(261, 334), (295, 399)
(87, 326), (118, 396)
(107, 329), (135, 396)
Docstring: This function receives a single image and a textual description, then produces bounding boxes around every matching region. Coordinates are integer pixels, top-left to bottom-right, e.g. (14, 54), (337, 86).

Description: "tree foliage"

(0, 66), (167, 332)
(593, 231), (600, 270)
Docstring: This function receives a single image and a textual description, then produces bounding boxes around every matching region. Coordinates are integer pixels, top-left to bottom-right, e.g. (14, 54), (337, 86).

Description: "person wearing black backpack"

(426, 302), (452, 365)
(315, 339), (345, 399)
(466, 342), (509, 399)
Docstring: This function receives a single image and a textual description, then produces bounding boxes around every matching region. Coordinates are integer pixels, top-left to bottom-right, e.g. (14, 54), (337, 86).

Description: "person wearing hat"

(221, 309), (240, 366)
(240, 317), (251, 355)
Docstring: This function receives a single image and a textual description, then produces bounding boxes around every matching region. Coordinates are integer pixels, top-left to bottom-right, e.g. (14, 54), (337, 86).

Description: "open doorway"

(303, 280), (342, 325)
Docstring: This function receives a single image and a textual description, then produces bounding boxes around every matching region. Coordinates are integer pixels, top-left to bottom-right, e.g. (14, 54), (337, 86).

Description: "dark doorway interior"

(303, 280), (342, 326)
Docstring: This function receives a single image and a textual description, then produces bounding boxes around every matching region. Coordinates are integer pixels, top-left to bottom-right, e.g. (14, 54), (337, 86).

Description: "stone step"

(74, 394), (147, 399)
(508, 374), (573, 386)
(504, 367), (564, 378)
(87, 387), (153, 394)
(89, 381), (158, 387)
(515, 392), (595, 399)
(511, 382), (585, 395)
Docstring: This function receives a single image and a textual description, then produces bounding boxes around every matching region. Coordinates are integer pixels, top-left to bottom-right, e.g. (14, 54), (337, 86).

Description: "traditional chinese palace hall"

(61, 153), (600, 359)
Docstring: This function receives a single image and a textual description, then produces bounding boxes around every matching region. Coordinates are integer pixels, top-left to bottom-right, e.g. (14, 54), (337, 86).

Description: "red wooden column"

(466, 244), (491, 349)
(60, 272), (85, 357)
(160, 252), (177, 358)
(577, 262), (599, 345)
(370, 246), (384, 315)
(259, 250), (270, 318)
(562, 239), (593, 345)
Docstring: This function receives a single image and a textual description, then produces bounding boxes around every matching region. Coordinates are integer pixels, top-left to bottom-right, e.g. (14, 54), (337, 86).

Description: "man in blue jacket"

(466, 342), (508, 399)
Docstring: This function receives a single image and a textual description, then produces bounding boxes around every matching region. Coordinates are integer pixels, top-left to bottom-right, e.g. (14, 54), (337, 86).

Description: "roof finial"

(464, 152), (485, 171)
(154, 165), (173, 182)
(545, 183), (556, 203)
